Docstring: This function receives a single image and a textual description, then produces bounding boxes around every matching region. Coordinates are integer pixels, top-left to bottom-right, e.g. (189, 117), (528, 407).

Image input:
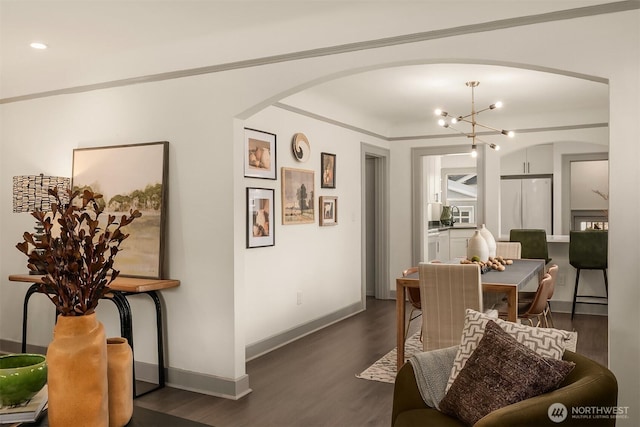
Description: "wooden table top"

(8, 274), (180, 293)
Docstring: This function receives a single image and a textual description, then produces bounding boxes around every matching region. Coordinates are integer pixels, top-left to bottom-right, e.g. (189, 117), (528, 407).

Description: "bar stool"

(569, 230), (608, 319)
(509, 229), (551, 264)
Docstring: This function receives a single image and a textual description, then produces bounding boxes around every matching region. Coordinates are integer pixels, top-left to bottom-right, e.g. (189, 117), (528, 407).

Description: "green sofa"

(392, 350), (618, 426)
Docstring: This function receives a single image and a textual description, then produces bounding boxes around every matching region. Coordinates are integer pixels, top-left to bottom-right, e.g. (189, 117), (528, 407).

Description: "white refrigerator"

(500, 177), (552, 236)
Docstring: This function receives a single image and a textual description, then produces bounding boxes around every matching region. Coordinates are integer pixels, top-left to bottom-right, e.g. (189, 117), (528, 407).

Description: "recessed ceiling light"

(30, 42), (48, 50)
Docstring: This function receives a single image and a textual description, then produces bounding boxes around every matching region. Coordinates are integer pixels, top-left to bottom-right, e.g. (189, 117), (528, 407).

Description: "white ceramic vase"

(467, 230), (489, 261)
(479, 224), (497, 258)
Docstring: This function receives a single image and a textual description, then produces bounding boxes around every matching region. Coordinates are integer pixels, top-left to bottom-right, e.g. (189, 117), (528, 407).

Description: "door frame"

(361, 143), (390, 303)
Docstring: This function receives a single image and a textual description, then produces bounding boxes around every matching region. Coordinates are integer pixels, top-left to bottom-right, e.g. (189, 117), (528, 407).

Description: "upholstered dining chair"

(495, 241), (521, 259)
(418, 263), (483, 351)
(509, 229), (551, 264)
(402, 267), (421, 341)
(569, 230), (608, 319)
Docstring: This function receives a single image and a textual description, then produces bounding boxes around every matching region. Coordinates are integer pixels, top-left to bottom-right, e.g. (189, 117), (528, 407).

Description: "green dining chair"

(569, 230), (608, 319)
(509, 229), (552, 264)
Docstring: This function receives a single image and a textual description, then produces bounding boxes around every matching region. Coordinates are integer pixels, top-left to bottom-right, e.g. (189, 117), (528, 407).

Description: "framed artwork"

(281, 167), (315, 224)
(244, 128), (276, 179)
(72, 141), (169, 278)
(247, 188), (275, 248)
(321, 152), (336, 188)
(319, 196), (338, 226)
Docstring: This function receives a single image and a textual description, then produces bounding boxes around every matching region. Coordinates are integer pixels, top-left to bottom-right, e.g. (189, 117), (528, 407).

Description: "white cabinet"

(501, 144), (553, 175)
(424, 156), (442, 203)
(426, 229), (450, 261)
(449, 228), (476, 259)
(437, 230), (449, 261)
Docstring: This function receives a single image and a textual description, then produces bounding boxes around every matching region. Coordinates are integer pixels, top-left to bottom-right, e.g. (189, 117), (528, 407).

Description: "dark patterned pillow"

(439, 320), (575, 426)
(446, 309), (576, 392)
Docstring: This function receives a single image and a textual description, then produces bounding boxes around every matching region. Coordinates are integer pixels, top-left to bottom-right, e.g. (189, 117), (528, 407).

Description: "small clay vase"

(107, 337), (134, 427)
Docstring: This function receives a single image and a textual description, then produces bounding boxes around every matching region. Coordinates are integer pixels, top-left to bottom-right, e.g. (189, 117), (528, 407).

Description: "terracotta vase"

(107, 337), (133, 427)
(46, 313), (109, 427)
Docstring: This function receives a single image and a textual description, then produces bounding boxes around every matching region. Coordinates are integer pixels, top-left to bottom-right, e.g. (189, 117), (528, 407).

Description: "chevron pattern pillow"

(445, 309), (577, 393)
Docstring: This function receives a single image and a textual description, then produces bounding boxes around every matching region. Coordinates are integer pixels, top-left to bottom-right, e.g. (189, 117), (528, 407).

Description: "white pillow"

(446, 309), (578, 393)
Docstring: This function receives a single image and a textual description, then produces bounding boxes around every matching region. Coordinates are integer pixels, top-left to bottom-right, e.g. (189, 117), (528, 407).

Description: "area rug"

(356, 332), (423, 383)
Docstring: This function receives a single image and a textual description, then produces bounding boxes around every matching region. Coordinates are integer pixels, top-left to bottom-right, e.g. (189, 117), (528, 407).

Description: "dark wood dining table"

(395, 258), (545, 369)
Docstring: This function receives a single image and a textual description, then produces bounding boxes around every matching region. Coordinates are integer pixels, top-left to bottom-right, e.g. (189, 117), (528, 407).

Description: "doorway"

(361, 143), (390, 302)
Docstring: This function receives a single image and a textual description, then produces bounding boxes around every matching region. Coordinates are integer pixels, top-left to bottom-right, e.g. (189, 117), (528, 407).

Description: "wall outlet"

(557, 274), (566, 286)
(297, 291), (303, 305)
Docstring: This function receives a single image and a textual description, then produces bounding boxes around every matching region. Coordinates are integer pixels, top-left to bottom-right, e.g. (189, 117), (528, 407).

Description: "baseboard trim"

(0, 340), (251, 400)
(550, 300), (608, 316)
(245, 301), (364, 361)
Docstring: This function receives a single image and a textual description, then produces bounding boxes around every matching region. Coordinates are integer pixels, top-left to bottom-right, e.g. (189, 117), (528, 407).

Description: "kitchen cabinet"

(424, 156), (442, 203)
(426, 229), (450, 261)
(501, 144), (553, 175)
(449, 228), (476, 259)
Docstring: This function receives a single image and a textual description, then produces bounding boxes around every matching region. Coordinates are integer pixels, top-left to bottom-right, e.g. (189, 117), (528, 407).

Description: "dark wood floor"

(134, 298), (608, 427)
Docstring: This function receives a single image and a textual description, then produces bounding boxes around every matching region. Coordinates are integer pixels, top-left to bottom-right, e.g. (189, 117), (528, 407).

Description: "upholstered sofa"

(392, 350), (618, 427)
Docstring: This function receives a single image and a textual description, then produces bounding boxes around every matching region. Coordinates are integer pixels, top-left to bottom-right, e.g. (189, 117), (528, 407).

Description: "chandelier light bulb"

(471, 145), (478, 157)
(450, 117), (458, 124)
(438, 119), (446, 127)
(435, 108), (442, 116)
(494, 101), (503, 108)
(490, 143), (501, 151)
(501, 130), (515, 138)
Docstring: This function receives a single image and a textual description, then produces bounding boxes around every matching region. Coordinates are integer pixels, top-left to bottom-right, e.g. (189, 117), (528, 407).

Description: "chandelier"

(435, 81), (514, 157)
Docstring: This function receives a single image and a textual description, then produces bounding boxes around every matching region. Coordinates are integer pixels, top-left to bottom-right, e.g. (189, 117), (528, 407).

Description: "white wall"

(1, 6), (639, 417)
(242, 105), (385, 347)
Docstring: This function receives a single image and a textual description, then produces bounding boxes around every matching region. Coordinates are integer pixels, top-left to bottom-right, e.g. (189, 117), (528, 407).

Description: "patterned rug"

(356, 332), (423, 383)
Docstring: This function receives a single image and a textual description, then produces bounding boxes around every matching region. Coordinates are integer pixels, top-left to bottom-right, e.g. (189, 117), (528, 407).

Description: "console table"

(8, 274), (180, 397)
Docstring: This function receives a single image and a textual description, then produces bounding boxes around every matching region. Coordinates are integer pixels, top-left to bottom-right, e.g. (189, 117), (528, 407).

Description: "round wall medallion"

(292, 133), (310, 162)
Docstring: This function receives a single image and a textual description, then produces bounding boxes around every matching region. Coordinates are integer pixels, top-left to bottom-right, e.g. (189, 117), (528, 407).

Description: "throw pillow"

(446, 309), (576, 392)
(439, 321), (575, 426)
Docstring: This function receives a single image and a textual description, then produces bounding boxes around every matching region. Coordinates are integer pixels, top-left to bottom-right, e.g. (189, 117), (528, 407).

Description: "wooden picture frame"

(281, 167), (315, 224)
(320, 152), (336, 188)
(244, 128), (277, 179)
(72, 141), (169, 278)
(319, 196), (338, 226)
(247, 188), (275, 248)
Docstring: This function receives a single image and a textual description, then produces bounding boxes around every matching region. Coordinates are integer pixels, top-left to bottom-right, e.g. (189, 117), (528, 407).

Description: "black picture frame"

(244, 128), (277, 180)
(321, 152), (336, 189)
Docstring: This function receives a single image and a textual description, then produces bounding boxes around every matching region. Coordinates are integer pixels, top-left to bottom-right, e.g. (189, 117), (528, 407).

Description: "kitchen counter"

(427, 222), (477, 232)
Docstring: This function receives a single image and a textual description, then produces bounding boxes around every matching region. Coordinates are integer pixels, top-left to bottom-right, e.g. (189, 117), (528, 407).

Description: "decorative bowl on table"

(0, 353), (47, 407)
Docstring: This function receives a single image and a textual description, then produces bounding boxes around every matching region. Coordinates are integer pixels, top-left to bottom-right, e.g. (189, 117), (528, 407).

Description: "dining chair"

(518, 264), (558, 327)
(517, 273), (554, 327)
(569, 230), (608, 319)
(418, 262), (483, 351)
(401, 267), (421, 341)
(495, 241), (522, 259)
(509, 229), (552, 264)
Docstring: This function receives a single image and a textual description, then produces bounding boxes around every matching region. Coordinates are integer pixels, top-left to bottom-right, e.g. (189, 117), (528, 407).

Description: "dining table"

(395, 258), (545, 369)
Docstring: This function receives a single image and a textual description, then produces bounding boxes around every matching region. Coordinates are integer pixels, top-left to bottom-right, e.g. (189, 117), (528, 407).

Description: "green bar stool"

(509, 229), (552, 264)
(569, 230), (608, 319)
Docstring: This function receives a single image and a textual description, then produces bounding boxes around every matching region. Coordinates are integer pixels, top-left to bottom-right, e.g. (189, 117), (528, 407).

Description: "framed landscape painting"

(281, 167), (315, 224)
(72, 141), (169, 278)
(247, 187), (275, 248)
(244, 128), (277, 179)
